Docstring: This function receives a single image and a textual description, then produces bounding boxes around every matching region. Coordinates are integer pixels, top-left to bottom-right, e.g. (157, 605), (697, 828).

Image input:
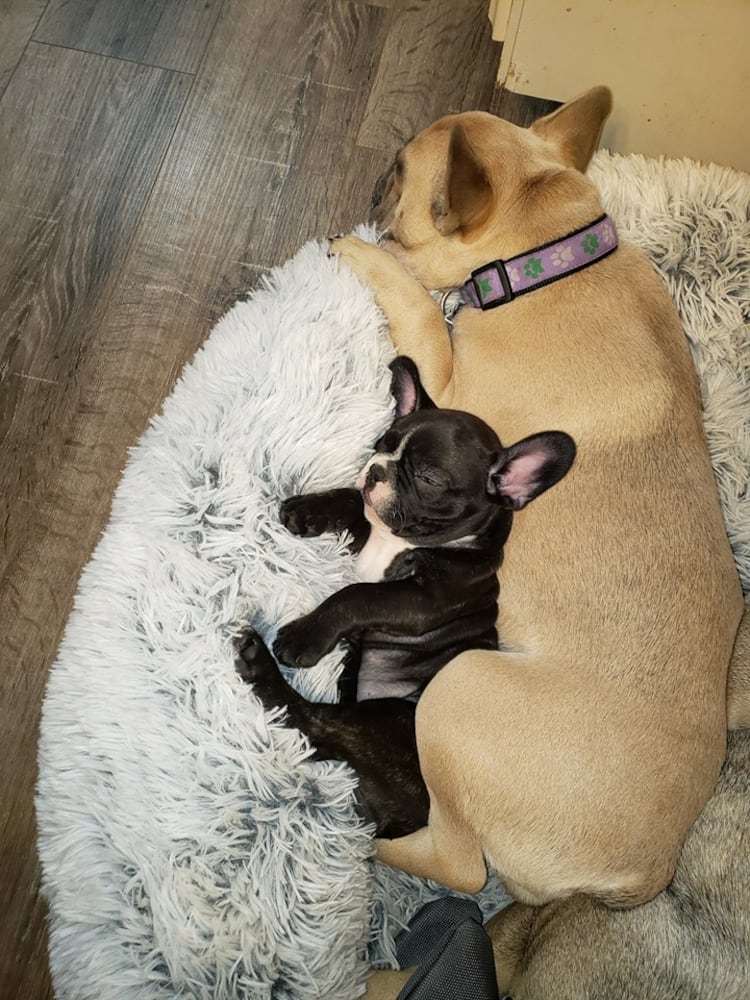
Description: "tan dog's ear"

(432, 123), (492, 235)
(530, 86), (612, 172)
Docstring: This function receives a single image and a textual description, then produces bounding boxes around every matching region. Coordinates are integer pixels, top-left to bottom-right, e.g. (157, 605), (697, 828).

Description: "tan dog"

(331, 87), (743, 909)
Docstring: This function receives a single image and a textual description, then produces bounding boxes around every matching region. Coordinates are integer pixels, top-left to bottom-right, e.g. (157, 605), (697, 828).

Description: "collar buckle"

(475, 260), (514, 309)
(461, 259), (515, 310)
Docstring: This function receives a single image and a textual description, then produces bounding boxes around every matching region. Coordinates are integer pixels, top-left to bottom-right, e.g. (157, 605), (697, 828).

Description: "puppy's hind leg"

(236, 629), (428, 835)
(236, 628), (375, 760)
(235, 628), (368, 755)
(235, 627), (315, 732)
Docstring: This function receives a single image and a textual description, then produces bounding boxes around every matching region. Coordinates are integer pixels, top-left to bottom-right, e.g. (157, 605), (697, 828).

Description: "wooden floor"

(0, 2), (557, 995)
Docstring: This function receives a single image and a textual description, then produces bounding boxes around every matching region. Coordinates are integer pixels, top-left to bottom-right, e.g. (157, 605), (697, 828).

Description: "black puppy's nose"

(366, 464), (387, 489)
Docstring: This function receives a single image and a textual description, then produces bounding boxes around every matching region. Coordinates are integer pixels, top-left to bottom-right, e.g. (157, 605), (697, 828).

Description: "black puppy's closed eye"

(416, 469), (446, 489)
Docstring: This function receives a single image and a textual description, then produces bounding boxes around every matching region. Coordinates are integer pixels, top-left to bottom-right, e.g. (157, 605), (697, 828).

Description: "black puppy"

(236, 357), (575, 837)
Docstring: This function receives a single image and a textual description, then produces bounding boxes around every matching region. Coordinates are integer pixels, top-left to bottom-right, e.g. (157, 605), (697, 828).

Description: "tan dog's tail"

(728, 601), (750, 729)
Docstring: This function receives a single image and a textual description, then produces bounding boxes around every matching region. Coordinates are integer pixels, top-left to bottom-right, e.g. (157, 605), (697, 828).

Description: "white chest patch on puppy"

(356, 507), (415, 582)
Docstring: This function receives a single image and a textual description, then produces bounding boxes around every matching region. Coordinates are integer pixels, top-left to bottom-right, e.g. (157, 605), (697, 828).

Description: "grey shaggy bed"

(37, 150), (749, 999)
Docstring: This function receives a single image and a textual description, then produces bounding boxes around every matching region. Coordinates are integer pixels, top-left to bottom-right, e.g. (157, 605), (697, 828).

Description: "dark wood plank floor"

(0, 2), (552, 995)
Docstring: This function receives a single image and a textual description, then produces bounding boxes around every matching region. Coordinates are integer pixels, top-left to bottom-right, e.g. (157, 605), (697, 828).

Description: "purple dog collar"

(459, 214), (618, 310)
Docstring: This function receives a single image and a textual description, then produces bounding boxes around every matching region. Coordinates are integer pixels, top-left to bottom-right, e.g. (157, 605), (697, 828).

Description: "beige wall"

(489, 0), (750, 172)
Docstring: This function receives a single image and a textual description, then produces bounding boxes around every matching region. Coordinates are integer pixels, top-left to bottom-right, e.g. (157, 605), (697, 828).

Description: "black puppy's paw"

(273, 616), (330, 670)
(280, 495), (334, 537)
(282, 490), (364, 537)
(384, 548), (423, 582)
(234, 628), (276, 684)
(234, 627), (259, 654)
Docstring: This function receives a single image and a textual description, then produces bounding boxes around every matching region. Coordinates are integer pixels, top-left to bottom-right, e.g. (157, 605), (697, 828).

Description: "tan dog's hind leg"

(727, 602), (750, 730)
(377, 646), (685, 907)
(376, 797), (489, 895)
(329, 236), (454, 401)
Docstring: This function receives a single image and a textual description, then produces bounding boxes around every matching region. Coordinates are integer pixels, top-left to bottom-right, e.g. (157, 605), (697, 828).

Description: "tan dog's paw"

(327, 233), (366, 258)
(328, 234), (453, 392)
(328, 235), (390, 281)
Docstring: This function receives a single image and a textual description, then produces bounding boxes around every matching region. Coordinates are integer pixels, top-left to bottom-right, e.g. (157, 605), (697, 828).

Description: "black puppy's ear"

(389, 356), (437, 417)
(487, 431), (576, 510)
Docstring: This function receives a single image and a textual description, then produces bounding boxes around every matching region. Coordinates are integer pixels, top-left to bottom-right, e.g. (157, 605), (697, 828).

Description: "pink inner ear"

(499, 452), (541, 503)
(397, 378), (418, 417)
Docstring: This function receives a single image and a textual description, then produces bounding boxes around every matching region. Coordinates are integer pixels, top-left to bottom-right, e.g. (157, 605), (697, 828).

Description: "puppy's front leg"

(274, 574), (465, 670)
(329, 236), (453, 401)
(281, 488), (369, 552)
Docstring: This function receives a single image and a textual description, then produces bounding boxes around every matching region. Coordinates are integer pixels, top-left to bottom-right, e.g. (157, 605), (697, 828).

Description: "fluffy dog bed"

(37, 150), (750, 1000)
